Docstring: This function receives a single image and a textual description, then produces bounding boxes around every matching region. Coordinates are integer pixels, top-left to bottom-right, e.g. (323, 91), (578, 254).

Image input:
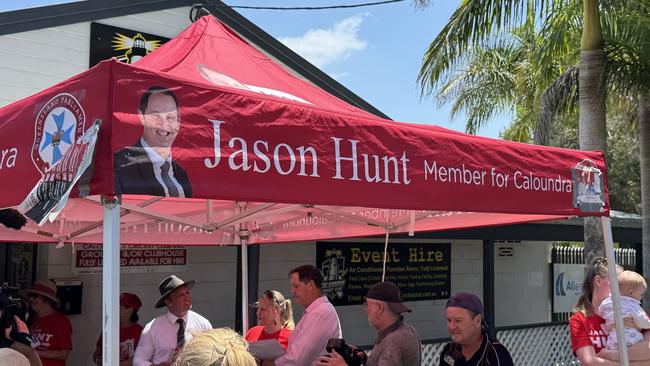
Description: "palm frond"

(436, 45), (519, 133)
(418, 0), (551, 97)
(537, 66), (579, 145)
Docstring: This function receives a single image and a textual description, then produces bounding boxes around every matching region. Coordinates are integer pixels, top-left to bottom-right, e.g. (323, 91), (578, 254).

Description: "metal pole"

(602, 216), (629, 366)
(102, 198), (120, 366)
(483, 239), (496, 339)
(238, 203), (249, 333)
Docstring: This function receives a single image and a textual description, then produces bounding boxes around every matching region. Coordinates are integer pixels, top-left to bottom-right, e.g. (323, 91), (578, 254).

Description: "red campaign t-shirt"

(570, 311), (608, 355)
(245, 325), (292, 350)
(30, 312), (73, 366)
(96, 322), (144, 361)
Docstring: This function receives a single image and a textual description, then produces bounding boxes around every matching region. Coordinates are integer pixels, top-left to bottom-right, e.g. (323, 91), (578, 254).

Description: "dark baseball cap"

(366, 281), (411, 313)
(446, 292), (483, 315)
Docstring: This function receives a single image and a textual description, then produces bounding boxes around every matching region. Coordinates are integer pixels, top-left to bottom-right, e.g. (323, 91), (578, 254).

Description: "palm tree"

(429, 24), (640, 211)
(416, 0), (635, 262)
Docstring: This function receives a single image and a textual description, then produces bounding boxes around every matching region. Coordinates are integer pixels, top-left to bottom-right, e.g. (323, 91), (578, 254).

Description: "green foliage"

(418, 0), (647, 213)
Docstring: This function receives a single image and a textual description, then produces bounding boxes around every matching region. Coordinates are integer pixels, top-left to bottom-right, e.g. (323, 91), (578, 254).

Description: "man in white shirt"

(271, 264), (342, 366)
(133, 275), (212, 366)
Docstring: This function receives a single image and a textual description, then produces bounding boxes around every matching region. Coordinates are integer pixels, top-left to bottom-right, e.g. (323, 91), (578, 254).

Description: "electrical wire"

(215, 0), (405, 11)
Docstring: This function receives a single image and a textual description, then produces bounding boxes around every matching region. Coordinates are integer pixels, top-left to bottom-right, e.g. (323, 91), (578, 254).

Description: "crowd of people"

(7, 258), (650, 365)
(1, 263), (515, 366)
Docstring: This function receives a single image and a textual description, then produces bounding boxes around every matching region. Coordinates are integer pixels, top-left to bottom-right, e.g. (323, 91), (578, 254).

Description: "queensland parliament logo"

(31, 93), (85, 174)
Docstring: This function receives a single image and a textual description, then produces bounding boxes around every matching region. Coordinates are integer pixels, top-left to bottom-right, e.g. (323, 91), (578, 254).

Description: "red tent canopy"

(0, 15), (608, 244)
(0, 16), (626, 364)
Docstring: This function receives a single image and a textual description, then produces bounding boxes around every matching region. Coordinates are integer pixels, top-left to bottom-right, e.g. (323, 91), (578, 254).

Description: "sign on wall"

(316, 242), (451, 306)
(72, 244), (188, 274)
(553, 263), (584, 313)
(89, 22), (170, 67)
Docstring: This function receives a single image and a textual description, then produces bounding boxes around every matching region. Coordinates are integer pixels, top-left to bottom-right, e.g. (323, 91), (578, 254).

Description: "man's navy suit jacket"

(114, 141), (192, 197)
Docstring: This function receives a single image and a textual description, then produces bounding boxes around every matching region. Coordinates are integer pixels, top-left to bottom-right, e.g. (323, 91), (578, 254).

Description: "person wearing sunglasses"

(246, 290), (294, 350)
(24, 279), (72, 366)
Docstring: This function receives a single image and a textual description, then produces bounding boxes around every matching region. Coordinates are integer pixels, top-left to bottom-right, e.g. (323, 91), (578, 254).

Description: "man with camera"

(317, 281), (421, 366)
(1, 284), (42, 366)
(438, 292), (513, 366)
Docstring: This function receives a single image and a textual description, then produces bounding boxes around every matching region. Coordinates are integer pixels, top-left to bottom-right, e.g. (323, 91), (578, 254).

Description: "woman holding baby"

(570, 256), (650, 365)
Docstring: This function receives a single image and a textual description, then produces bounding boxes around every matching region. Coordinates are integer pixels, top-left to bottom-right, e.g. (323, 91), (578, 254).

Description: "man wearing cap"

(93, 292), (144, 365)
(25, 279), (72, 366)
(272, 264), (342, 366)
(133, 275), (212, 366)
(439, 292), (513, 366)
(317, 281), (421, 366)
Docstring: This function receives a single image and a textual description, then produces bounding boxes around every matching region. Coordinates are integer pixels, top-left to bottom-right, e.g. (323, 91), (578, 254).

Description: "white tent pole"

(102, 198), (120, 366)
(238, 202), (249, 333)
(601, 216), (629, 366)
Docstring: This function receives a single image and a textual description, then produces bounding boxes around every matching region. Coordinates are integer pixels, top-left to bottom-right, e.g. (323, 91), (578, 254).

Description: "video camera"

(326, 338), (367, 366)
(0, 283), (30, 348)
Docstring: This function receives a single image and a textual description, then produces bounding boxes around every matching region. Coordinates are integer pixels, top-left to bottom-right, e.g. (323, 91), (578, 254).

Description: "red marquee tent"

(0, 16), (628, 364)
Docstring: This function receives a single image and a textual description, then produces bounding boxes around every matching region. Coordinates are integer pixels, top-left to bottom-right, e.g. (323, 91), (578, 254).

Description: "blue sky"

(1, 0), (511, 138)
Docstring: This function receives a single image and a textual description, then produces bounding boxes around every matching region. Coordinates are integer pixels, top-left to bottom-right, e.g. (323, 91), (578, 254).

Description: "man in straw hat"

(25, 279), (72, 366)
(317, 281), (421, 366)
(134, 275), (211, 366)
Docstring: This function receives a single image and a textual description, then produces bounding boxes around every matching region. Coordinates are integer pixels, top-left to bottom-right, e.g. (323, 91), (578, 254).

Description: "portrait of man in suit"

(114, 86), (192, 197)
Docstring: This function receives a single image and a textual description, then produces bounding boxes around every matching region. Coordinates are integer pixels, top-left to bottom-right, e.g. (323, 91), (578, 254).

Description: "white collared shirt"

(275, 296), (342, 366)
(133, 310), (212, 366)
(140, 138), (185, 197)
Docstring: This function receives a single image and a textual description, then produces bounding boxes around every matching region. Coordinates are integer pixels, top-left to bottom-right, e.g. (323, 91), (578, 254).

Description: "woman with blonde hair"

(172, 328), (255, 366)
(570, 257), (650, 364)
(245, 290), (294, 350)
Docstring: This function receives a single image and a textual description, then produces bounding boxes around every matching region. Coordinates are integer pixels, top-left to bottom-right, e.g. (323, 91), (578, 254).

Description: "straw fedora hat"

(23, 279), (60, 306)
(155, 275), (196, 308)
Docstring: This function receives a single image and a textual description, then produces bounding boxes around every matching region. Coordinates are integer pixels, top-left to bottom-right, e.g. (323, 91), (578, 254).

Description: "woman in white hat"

(25, 279), (72, 366)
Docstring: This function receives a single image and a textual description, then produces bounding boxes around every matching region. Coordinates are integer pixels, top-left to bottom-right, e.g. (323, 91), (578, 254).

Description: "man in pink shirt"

(271, 265), (342, 366)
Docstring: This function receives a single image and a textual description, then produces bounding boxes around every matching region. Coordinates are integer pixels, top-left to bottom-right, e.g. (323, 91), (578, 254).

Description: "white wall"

(0, 7), (192, 107)
(494, 241), (552, 326)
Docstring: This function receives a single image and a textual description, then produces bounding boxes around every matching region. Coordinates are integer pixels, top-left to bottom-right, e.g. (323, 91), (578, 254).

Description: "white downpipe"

(601, 216), (629, 366)
(102, 199), (120, 366)
(242, 238), (248, 332)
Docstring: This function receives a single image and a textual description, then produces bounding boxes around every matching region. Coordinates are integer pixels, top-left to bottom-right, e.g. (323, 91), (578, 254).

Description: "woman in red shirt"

(26, 280), (72, 366)
(92, 292), (143, 366)
(570, 257), (650, 365)
(245, 290), (294, 350)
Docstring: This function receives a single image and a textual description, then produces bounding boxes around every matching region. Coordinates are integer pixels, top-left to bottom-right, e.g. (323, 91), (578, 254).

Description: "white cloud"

(278, 15), (367, 69)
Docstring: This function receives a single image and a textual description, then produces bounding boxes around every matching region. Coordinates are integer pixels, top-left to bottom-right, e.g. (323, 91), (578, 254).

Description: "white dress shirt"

(275, 296), (342, 366)
(133, 310), (212, 366)
(140, 138), (186, 197)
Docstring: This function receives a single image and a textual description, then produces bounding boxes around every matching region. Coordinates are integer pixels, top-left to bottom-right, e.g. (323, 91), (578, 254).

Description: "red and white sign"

(73, 244), (188, 274)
